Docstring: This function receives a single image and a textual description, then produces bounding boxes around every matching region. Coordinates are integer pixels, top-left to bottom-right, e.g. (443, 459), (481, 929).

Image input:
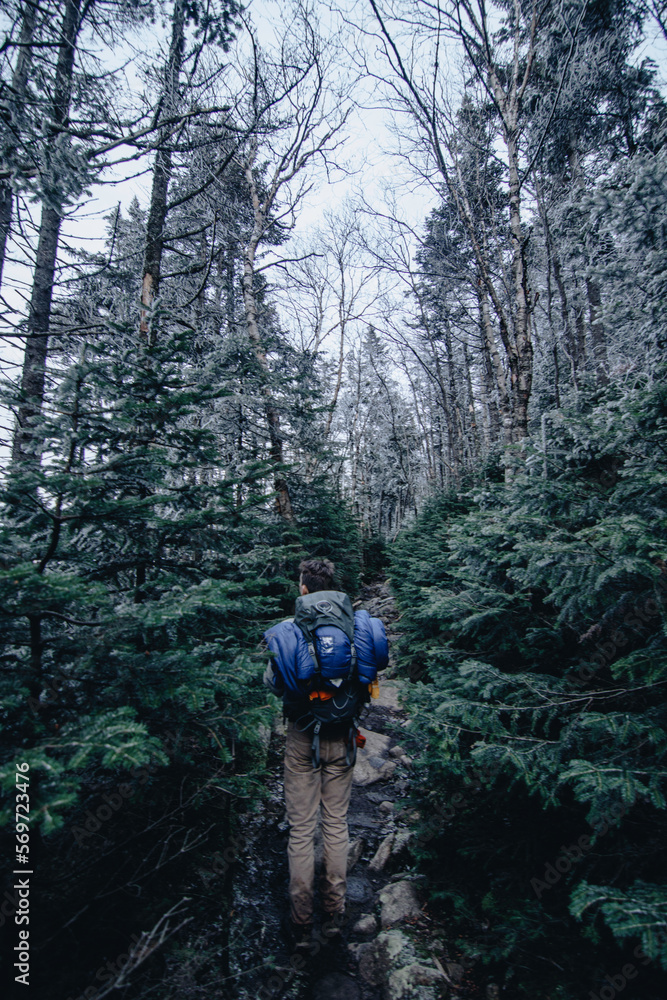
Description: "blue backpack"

(264, 591), (389, 766)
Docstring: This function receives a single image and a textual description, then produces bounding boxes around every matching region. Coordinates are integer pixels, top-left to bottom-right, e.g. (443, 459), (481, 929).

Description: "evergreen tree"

(391, 372), (667, 997)
(0, 313), (289, 996)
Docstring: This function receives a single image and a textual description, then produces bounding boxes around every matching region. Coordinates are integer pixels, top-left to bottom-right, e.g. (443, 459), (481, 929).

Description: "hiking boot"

(321, 909), (346, 939)
(295, 923), (314, 950)
(281, 914), (313, 951)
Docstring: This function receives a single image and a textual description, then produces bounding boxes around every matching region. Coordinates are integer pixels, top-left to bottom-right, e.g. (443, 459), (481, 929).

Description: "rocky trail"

(227, 582), (486, 1000)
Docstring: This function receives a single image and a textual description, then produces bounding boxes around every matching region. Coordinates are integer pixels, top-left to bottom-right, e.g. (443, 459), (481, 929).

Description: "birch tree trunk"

(486, 0), (536, 447)
(463, 340), (480, 463)
(427, 332), (457, 479)
(478, 280), (512, 448)
(366, 0), (567, 475)
(478, 300), (501, 446)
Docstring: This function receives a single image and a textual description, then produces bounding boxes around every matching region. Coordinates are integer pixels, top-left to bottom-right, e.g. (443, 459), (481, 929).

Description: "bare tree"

(353, 0), (587, 475)
(235, 6), (351, 520)
(281, 205), (379, 446)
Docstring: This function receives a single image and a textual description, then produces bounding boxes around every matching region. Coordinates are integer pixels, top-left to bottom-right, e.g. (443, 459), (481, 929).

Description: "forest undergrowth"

(390, 372), (667, 999)
(1, 0), (666, 995)
(0, 322), (365, 999)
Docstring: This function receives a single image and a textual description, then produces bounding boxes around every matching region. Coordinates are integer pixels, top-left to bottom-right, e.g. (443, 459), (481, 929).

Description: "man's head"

(299, 558), (335, 595)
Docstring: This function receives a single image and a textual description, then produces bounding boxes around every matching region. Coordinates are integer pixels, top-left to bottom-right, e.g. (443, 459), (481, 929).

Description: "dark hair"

(299, 558), (335, 593)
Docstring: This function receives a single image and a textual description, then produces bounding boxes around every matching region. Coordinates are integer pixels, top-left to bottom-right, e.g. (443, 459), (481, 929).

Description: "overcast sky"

(1, 0), (666, 448)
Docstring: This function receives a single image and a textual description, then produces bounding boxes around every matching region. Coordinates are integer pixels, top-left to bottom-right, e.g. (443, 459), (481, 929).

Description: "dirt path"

(228, 582), (453, 1000)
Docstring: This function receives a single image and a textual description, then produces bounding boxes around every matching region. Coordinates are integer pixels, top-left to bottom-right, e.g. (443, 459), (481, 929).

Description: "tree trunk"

(586, 278), (608, 385)
(406, 368), (435, 482)
(223, 241), (236, 332)
(241, 157), (294, 522)
(12, 208), (62, 462)
(551, 250), (580, 387)
(140, 0), (186, 341)
(486, 10), (537, 467)
(505, 131), (533, 443)
(481, 335), (501, 447)
(324, 321), (345, 438)
(463, 340), (480, 465)
(12, 0), (81, 463)
(0, 182), (12, 290)
(0, 0), (37, 287)
(435, 411), (447, 488)
(241, 263), (294, 521)
(553, 342), (561, 409)
(540, 191), (581, 391)
(443, 323), (465, 464)
(478, 280), (512, 448)
(430, 336), (457, 479)
(573, 284), (587, 383)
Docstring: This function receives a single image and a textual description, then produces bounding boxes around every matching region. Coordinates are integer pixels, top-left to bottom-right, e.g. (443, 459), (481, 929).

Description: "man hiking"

(263, 558), (388, 948)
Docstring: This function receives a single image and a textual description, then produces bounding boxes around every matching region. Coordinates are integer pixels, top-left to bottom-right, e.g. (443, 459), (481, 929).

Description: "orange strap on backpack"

(308, 690), (334, 702)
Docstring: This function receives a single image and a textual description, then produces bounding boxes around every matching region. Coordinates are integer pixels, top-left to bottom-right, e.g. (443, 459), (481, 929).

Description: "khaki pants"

(284, 720), (355, 925)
